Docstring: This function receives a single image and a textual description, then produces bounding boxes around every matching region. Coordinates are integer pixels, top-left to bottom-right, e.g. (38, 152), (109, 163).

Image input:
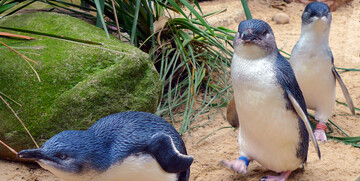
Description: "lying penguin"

(18, 111), (193, 181)
(290, 2), (355, 142)
(222, 19), (321, 180)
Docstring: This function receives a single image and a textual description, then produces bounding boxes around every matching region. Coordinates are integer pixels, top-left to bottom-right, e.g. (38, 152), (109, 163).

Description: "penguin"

(221, 19), (321, 180)
(290, 2), (355, 142)
(17, 111), (193, 181)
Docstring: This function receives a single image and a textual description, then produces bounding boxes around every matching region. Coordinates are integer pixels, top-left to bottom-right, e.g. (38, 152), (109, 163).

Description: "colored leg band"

(238, 156), (250, 166)
(316, 123), (327, 131)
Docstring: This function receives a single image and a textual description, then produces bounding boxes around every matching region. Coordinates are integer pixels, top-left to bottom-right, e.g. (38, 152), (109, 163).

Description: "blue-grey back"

(88, 111), (187, 169)
(273, 52), (309, 162)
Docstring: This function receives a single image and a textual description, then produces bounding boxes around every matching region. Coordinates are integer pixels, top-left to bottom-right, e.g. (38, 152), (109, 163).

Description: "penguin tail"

(146, 133), (193, 173)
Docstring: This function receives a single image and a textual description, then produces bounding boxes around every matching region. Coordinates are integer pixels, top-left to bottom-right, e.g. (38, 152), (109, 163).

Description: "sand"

(0, 0), (359, 180)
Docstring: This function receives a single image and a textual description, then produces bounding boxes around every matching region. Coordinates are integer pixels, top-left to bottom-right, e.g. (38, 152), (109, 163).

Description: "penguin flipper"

(332, 67), (355, 115)
(286, 89), (321, 160)
(146, 133), (193, 173)
(226, 97), (239, 128)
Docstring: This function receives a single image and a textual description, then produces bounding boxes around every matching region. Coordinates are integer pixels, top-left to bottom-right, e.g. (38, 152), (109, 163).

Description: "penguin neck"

(234, 44), (274, 60)
(84, 131), (112, 171)
(299, 22), (330, 45)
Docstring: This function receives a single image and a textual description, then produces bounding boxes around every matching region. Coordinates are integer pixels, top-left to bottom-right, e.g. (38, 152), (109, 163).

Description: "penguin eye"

(261, 30), (267, 36)
(303, 11), (310, 16)
(58, 154), (68, 160)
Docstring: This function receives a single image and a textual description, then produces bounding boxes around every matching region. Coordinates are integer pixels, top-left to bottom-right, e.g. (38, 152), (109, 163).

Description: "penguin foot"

(314, 129), (327, 142)
(259, 171), (291, 181)
(221, 159), (248, 174)
(313, 123), (327, 142)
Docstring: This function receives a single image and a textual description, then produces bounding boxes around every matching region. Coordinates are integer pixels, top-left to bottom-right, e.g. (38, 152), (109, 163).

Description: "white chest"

(96, 154), (177, 181)
(290, 37), (336, 110)
(39, 154), (177, 181)
(290, 39), (333, 76)
(231, 53), (277, 89)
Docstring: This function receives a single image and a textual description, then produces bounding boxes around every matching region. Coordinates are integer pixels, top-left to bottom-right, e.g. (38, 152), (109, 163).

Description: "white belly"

(290, 45), (336, 121)
(96, 154), (177, 181)
(231, 54), (302, 172)
(39, 154), (177, 181)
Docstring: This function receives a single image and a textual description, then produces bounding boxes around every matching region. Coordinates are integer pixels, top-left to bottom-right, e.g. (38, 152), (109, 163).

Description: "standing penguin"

(221, 19), (320, 180)
(290, 2), (355, 142)
(17, 111), (193, 181)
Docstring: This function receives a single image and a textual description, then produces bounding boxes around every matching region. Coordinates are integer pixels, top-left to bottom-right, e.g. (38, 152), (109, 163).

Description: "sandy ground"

(1, 0), (360, 180)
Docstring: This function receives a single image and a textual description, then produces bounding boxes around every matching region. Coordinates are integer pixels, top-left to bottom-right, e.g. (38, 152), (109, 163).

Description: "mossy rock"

(0, 12), (162, 161)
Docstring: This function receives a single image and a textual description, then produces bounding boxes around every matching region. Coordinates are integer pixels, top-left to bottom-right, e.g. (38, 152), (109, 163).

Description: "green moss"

(0, 12), (161, 160)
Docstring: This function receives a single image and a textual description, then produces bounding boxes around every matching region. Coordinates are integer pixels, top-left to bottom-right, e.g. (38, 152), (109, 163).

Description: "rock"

(0, 12), (162, 161)
(272, 12), (290, 24)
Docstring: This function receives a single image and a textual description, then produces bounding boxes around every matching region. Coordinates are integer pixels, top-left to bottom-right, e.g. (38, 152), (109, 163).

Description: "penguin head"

(18, 130), (106, 179)
(233, 19), (277, 59)
(302, 2), (331, 29)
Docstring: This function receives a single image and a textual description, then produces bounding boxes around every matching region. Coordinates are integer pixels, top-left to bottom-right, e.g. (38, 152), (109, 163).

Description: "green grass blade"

(95, 0), (105, 27)
(193, 0), (203, 14)
(335, 67), (360, 72)
(167, 0), (188, 18)
(2, 0), (35, 17)
(130, 0), (141, 45)
(0, 26), (103, 45)
(148, 0), (154, 49)
(0, 91), (22, 107)
(327, 119), (350, 137)
(178, 0), (214, 35)
(45, 1), (95, 18)
(336, 100), (360, 112)
(0, 2), (17, 13)
(0, 0), (10, 6)
(240, 0), (252, 19)
(201, 8), (226, 19)
(94, 0), (110, 38)
(50, 0), (96, 11)
(196, 126), (234, 145)
(329, 136), (360, 141)
(307, 112), (350, 137)
(327, 135), (360, 148)
(279, 49), (291, 56)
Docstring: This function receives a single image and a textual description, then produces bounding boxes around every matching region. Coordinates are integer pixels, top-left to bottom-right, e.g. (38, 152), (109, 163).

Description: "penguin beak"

(18, 149), (59, 163)
(240, 29), (259, 43)
(316, 11), (329, 18)
(18, 149), (44, 160)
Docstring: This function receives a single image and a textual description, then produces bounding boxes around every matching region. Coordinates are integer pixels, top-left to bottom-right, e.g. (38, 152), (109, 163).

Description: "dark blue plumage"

(302, 2), (331, 24)
(18, 111), (193, 181)
(234, 19), (276, 52)
(87, 111), (190, 171)
(273, 52), (309, 162)
(237, 19), (273, 37)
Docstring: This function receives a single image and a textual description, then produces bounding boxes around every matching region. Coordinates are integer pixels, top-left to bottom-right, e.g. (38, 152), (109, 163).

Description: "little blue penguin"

(290, 2), (355, 142)
(221, 19), (321, 181)
(17, 111), (193, 181)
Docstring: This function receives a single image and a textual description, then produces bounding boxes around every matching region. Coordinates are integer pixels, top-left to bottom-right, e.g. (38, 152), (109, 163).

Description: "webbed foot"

(314, 123), (327, 142)
(259, 171), (291, 181)
(221, 156), (249, 174)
